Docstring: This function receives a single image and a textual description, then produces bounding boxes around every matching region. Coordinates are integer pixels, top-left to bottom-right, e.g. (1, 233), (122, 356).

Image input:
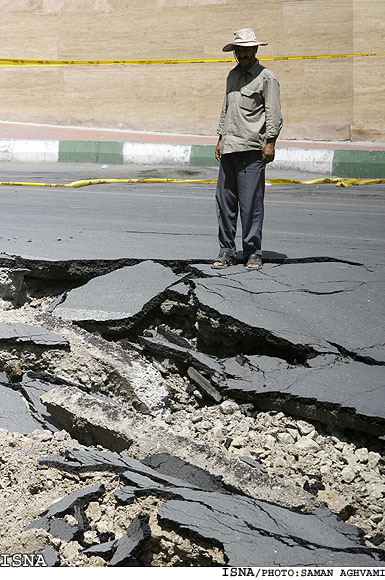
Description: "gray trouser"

(215, 150), (265, 258)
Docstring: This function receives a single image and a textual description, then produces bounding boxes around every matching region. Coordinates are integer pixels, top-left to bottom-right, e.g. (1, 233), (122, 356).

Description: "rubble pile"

(0, 256), (384, 566)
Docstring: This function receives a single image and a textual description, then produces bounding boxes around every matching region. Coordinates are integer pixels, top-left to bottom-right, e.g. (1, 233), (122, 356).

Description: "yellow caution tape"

(0, 178), (384, 188)
(268, 177), (385, 187)
(0, 178), (217, 188)
(68, 178), (218, 187)
(0, 53), (384, 67)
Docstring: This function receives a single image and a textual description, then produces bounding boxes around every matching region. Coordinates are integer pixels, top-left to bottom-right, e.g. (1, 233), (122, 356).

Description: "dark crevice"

(114, 299), (315, 366)
(2, 253), (368, 281)
(329, 342), (385, 367)
(193, 305), (318, 364)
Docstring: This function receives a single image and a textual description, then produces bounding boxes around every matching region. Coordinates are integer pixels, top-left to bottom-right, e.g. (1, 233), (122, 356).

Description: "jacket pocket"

(239, 87), (262, 111)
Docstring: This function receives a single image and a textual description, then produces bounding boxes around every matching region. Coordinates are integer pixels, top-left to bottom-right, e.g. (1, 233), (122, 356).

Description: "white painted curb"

(0, 139), (337, 176)
(0, 139), (59, 163)
(271, 147), (334, 174)
(123, 142), (191, 165)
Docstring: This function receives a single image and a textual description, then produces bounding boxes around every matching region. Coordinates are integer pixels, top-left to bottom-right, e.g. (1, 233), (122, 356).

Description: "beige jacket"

(217, 59), (283, 154)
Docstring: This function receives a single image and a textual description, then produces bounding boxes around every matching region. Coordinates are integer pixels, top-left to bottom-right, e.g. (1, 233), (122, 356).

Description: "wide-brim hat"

(222, 28), (268, 52)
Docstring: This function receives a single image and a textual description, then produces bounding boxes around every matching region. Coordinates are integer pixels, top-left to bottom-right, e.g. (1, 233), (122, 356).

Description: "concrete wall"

(0, 0), (384, 142)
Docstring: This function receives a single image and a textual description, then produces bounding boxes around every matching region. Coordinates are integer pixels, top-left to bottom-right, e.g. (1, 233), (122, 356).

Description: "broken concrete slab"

(0, 370), (114, 435)
(191, 262), (384, 363)
(40, 386), (316, 510)
(0, 322), (69, 349)
(51, 261), (181, 333)
(0, 308), (169, 417)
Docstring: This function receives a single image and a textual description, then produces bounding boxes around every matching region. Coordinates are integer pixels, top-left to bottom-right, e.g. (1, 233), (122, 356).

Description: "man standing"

(212, 28), (283, 270)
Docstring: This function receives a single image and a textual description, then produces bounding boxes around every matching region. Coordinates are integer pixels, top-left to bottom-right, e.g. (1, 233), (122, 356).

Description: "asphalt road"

(0, 163), (384, 264)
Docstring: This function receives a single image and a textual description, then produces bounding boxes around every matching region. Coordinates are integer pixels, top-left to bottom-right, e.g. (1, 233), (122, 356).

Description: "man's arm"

(262, 137), (276, 164)
(215, 136), (222, 161)
(216, 81), (229, 161)
(263, 74), (283, 164)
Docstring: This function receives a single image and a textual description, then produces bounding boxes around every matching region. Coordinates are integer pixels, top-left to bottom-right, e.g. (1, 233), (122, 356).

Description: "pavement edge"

(0, 139), (385, 178)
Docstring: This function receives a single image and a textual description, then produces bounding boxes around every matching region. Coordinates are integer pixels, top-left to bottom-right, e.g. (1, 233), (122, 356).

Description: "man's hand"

(215, 138), (222, 161)
(262, 140), (276, 164)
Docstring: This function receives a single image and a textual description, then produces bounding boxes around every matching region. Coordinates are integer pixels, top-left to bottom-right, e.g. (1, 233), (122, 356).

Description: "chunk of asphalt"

(39, 448), (147, 473)
(120, 470), (180, 493)
(158, 496), (385, 567)
(108, 515), (151, 566)
(191, 262), (384, 363)
(31, 484), (105, 520)
(157, 325), (193, 349)
(239, 456), (267, 474)
(18, 372), (66, 432)
(0, 383), (43, 434)
(165, 281), (191, 302)
(26, 484), (105, 541)
(219, 355), (385, 436)
(142, 453), (228, 493)
(84, 514), (151, 565)
(33, 545), (60, 567)
(139, 331), (224, 376)
(0, 254), (16, 267)
(83, 538), (117, 558)
(40, 447), (385, 566)
(187, 366), (222, 403)
(51, 261), (181, 332)
(27, 515), (81, 542)
(40, 447), (384, 567)
(41, 447), (226, 496)
(40, 386), (315, 510)
(41, 448), (221, 495)
(0, 322), (69, 349)
(114, 486), (137, 505)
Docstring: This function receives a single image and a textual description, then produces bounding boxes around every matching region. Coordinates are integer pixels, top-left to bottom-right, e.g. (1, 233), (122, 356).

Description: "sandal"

(246, 253), (262, 270)
(211, 250), (236, 269)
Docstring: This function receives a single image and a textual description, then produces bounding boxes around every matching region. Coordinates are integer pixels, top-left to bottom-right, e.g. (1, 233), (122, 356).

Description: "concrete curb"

(0, 138), (384, 178)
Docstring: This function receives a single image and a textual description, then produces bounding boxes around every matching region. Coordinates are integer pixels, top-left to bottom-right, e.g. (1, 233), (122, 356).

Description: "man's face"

(234, 45), (258, 69)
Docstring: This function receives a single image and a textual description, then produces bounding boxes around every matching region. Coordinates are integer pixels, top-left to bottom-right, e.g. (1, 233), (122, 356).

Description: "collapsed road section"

(0, 255), (384, 566)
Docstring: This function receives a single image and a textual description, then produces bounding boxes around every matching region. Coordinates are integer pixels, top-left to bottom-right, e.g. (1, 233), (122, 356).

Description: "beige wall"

(0, 0), (383, 141)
